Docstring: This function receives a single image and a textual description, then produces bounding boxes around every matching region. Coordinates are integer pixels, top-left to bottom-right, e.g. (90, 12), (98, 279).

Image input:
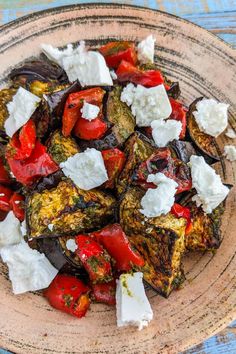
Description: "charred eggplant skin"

(119, 187), (186, 297)
(169, 140), (197, 163)
(187, 97), (220, 162)
(47, 130), (80, 164)
(27, 178), (116, 238)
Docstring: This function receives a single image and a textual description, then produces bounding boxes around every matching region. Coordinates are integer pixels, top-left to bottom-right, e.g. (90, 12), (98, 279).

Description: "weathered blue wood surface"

(0, 1), (235, 353)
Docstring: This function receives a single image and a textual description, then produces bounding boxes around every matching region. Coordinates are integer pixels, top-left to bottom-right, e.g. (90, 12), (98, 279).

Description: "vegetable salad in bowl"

(0, 34), (234, 330)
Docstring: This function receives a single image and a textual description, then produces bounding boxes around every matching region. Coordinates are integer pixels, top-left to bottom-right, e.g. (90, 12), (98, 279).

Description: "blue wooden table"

(0, 1), (235, 353)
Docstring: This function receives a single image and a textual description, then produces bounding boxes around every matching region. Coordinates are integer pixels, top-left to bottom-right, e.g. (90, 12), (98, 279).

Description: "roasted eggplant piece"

(187, 98), (220, 162)
(167, 82), (181, 99)
(0, 88), (16, 133)
(27, 178), (116, 238)
(9, 59), (68, 86)
(116, 132), (155, 195)
(120, 187), (186, 297)
(169, 140), (197, 163)
(78, 85), (135, 151)
(47, 130), (80, 164)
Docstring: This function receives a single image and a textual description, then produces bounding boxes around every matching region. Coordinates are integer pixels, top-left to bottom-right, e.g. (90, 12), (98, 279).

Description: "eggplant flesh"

(119, 187), (186, 297)
(47, 130), (80, 164)
(187, 98), (220, 161)
(27, 178), (116, 238)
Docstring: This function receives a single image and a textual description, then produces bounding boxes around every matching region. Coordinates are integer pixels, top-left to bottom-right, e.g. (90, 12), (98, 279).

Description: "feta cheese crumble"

(47, 223), (54, 231)
(0, 211), (22, 248)
(151, 119), (182, 147)
(137, 34), (156, 63)
(60, 148), (108, 190)
(41, 41), (113, 86)
(20, 220), (27, 237)
(66, 239), (78, 252)
(0, 240), (58, 294)
(121, 83), (172, 127)
(225, 128), (236, 139)
(116, 272), (153, 330)
(81, 102), (100, 121)
(110, 70), (117, 80)
(140, 173), (178, 218)
(4, 87), (41, 137)
(189, 155), (229, 213)
(193, 98), (229, 137)
(224, 145), (236, 162)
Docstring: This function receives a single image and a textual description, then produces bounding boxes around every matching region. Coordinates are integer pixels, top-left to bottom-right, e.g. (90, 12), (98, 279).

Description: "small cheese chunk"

(121, 83), (172, 127)
(0, 211), (22, 248)
(110, 70), (117, 80)
(193, 98), (229, 137)
(60, 148), (108, 190)
(81, 102), (100, 121)
(66, 239), (77, 252)
(0, 240), (58, 294)
(137, 34), (156, 63)
(4, 87), (41, 137)
(151, 119), (182, 147)
(189, 155), (229, 213)
(41, 41), (113, 86)
(225, 128), (236, 139)
(140, 173), (178, 218)
(224, 145), (236, 162)
(116, 272), (153, 330)
(47, 223), (54, 231)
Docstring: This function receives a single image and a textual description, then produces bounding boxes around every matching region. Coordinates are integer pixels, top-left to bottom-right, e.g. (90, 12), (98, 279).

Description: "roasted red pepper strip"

(7, 120), (36, 160)
(171, 203), (192, 234)
(10, 192), (25, 221)
(62, 87), (106, 137)
(116, 60), (165, 87)
(91, 280), (116, 305)
(74, 116), (107, 140)
(0, 156), (11, 185)
(7, 140), (59, 186)
(135, 148), (192, 194)
(44, 274), (90, 318)
(99, 41), (137, 68)
(0, 185), (13, 212)
(75, 235), (113, 284)
(90, 224), (145, 271)
(101, 148), (126, 189)
(169, 98), (187, 139)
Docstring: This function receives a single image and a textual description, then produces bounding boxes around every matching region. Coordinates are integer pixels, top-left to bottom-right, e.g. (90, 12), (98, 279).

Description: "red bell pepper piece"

(169, 98), (187, 139)
(75, 235), (113, 284)
(10, 192), (25, 221)
(62, 87), (106, 137)
(90, 224), (145, 272)
(91, 280), (116, 305)
(0, 156), (11, 185)
(135, 148), (192, 194)
(116, 60), (165, 87)
(7, 140), (59, 186)
(73, 116), (107, 140)
(6, 119), (36, 160)
(101, 148), (126, 189)
(0, 185), (13, 212)
(99, 41), (137, 68)
(44, 274), (90, 318)
(171, 203), (192, 234)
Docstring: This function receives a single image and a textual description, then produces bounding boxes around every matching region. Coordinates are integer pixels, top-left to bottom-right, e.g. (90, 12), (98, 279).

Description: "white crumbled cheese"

(225, 128), (236, 139)
(110, 70), (117, 80)
(189, 155), (229, 214)
(0, 240), (58, 294)
(60, 148), (108, 190)
(224, 145), (236, 162)
(151, 119), (182, 147)
(20, 220), (27, 237)
(41, 41), (113, 86)
(14, 200), (20, 205)
(137, 34), (156, 63)
(116, 272), (153, 330)
(121, 83), (172, 127)
(193, 98), (229, 137)
(0, 211), (22, 248)
(4, 87), (41, 137)
(47, 223), (54, 231)
(140, 173), (178, 218)
(80, 102), (100, 121)
(66, 239), (78, 252)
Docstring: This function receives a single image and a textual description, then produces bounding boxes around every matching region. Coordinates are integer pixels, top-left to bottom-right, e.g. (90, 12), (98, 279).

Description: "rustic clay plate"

(0, 4), (236, 354)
